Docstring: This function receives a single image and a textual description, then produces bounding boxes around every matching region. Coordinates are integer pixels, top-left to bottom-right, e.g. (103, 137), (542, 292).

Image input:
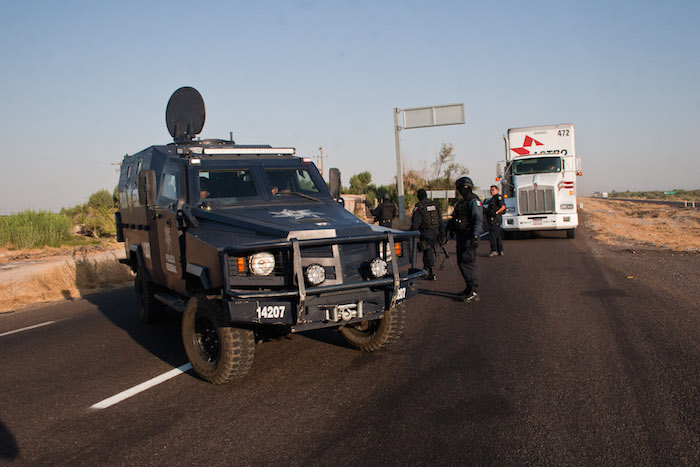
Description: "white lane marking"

(91, 363), (193, 410)
(0, 320), (58, 338)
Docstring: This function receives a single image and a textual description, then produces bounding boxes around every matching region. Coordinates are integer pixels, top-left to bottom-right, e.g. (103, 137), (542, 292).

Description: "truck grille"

(518, 186), (554, 214)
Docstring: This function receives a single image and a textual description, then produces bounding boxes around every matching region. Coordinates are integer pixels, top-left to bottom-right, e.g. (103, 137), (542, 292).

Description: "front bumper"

(223, 231), (424, 332)
(226, 269), (422, 332)
(502, 212), (578, 231)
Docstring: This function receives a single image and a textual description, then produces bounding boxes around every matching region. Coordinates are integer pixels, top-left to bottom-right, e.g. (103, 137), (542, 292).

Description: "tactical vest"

(376, 202), (395, 222)
(418, 199), (441, 230)
(453, 193), (480, 233)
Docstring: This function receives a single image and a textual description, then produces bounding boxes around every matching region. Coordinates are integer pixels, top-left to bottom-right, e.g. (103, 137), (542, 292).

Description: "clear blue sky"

(1, 0), (698, 214)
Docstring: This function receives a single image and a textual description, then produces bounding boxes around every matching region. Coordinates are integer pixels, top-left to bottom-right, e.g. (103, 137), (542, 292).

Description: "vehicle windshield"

(198, 169), (257, 201)
(264, 168), (322, 198)
(513, 157), (562, 175)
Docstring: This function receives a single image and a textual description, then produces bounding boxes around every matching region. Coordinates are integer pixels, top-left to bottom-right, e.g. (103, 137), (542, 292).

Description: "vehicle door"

(146, 164), (186, 293)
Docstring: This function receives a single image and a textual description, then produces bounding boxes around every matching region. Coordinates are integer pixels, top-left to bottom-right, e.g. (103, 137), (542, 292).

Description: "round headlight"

(305, 263), (326, 285)
(370, 257), (388, 278)
(249, 252), (275, 276)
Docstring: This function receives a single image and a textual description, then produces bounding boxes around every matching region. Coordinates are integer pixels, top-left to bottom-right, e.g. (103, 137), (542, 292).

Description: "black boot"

(426, 267), (436, 281)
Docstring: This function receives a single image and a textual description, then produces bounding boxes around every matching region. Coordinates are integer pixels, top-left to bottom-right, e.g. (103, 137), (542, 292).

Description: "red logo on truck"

(511, 136), (543, 156)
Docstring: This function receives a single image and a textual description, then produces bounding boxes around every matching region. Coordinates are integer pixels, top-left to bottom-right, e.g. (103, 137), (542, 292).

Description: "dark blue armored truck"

(116, 87), (425, 384)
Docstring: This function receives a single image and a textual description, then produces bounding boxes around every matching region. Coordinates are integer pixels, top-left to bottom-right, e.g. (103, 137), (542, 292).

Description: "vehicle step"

(154, 292), (187, 313)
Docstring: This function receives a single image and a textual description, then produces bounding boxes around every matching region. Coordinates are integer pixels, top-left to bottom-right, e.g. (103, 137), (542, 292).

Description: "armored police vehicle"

(116, 87), (424, 384)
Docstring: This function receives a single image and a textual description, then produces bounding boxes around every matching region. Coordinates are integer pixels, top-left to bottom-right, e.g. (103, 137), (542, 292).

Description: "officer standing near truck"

(487, 185), (505, 257)
(411, 189), (441, 280)
(372, 193), (397, 227)
(447, 177), (483, 302)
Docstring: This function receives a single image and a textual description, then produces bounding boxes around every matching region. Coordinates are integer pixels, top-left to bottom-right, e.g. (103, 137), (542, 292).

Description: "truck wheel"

(182, 295), (255, 384)
(135, 271), (164, 323)
(566, 229), (576, 239)
(339, 304), (405, 352)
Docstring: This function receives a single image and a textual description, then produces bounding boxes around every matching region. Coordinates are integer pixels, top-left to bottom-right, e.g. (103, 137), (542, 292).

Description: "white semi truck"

(498, 123), (581, 238)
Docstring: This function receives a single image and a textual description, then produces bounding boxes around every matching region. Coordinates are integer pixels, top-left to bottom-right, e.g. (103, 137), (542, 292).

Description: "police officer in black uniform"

(487, 185), (505, 257)
(372, 193), (396, 227)
(411, 189), (442, 280)
(447, 176), (483, 302)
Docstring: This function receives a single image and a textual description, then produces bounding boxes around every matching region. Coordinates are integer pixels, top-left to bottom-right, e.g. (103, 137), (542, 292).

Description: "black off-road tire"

(135, 271), (164, 323)
(566, 229), (576, 239)
(339, 304), (406, 352)
(182, 295), (255, 384)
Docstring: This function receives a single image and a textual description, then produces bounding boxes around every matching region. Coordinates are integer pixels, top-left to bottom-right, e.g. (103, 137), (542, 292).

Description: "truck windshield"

(513, 157), (562, 175)
(264, 168), (322, 198)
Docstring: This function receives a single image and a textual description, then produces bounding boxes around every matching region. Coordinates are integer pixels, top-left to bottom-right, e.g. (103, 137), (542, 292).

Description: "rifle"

(436, 232), (456, 271)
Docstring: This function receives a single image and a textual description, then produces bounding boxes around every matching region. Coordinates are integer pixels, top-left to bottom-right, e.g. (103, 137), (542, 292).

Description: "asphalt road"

(1, 226), (698, 465)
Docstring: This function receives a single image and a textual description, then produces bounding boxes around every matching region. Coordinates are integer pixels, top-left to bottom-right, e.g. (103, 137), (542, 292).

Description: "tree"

(430, 143), (468, 189)
(348, 171), (373, 194)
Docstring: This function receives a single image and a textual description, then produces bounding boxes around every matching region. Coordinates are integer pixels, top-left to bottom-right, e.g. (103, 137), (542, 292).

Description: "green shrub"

(0, 211), (73, 249)
(88, 189), (114, 210)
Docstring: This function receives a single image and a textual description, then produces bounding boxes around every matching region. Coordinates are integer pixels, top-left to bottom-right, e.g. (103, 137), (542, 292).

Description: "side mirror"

(329, 168), (341, 199)
(496, 163), (502, 178)
(138, 170), (158, 207)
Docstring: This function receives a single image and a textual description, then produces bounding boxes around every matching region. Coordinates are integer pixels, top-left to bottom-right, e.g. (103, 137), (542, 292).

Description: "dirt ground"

(0, 239), (118, 264)
(583, 197), (700, 253)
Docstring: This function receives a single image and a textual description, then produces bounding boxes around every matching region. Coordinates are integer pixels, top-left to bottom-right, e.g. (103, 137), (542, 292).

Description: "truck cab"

(498, 124), (581, 238)
(116, 87), (424, 384)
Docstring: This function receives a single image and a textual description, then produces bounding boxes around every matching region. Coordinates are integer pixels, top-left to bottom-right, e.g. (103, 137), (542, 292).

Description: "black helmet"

(417, 189), (427, 200)
(455, 176), (474, 189)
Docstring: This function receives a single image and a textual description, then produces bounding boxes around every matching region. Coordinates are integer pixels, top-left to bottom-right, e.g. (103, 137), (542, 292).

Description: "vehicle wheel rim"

(349, 320), (375, 333)
(194, 315), (220, 363)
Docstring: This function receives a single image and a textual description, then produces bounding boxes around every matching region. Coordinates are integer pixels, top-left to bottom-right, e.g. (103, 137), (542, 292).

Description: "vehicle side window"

(159, 172), (179, 203)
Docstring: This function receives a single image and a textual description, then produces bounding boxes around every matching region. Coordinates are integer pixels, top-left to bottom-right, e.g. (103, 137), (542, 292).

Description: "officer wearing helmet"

(372, 192), (397, 227)
(411, 188), (442, 280)
(447, 176), (483, 302)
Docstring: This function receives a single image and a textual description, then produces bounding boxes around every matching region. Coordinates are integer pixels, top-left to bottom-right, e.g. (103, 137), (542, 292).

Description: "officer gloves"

(470, 236), (479, 249)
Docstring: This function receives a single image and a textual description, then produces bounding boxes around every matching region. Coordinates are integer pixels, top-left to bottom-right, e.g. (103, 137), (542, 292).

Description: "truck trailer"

(498, 124), (582, 238)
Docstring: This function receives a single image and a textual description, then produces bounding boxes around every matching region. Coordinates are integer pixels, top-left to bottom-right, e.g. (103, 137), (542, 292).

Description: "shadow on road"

(81, 286), (190, 371)
(0, 420), (19, 460)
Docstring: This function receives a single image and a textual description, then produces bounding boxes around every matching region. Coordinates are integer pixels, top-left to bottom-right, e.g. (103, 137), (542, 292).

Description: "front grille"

(340, 243), (373, 281)
(518, 186), (554, 214)
(300, 245), (333, 258)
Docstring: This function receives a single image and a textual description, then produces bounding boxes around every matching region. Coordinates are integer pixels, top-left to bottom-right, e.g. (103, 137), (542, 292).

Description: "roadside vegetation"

(1, 188), (118, 251)
(0, 211), (73, 249)
(600, 189), (700, 202)
(0, 253), (133, 313)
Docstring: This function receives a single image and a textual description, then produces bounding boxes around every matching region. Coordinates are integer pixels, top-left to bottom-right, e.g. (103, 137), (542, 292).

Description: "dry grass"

(0, 254), (133, 313)
(583, 197), (700, 252)
(0, 239), (118, 264)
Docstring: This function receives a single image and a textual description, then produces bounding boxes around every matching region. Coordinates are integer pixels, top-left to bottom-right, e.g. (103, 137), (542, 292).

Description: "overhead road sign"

(402, 104), (465, 129)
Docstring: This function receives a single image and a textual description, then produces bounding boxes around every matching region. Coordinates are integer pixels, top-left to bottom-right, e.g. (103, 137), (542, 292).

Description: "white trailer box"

(498, 124), (581, 238)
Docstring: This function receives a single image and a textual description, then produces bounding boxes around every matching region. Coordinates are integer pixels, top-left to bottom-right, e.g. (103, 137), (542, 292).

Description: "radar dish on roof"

(166, 87), (206, 143)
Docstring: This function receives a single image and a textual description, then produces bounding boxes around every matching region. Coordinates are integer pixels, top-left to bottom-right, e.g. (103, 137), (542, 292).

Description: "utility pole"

(393, 109), (406, 220)
(318, 146), (326, 180)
